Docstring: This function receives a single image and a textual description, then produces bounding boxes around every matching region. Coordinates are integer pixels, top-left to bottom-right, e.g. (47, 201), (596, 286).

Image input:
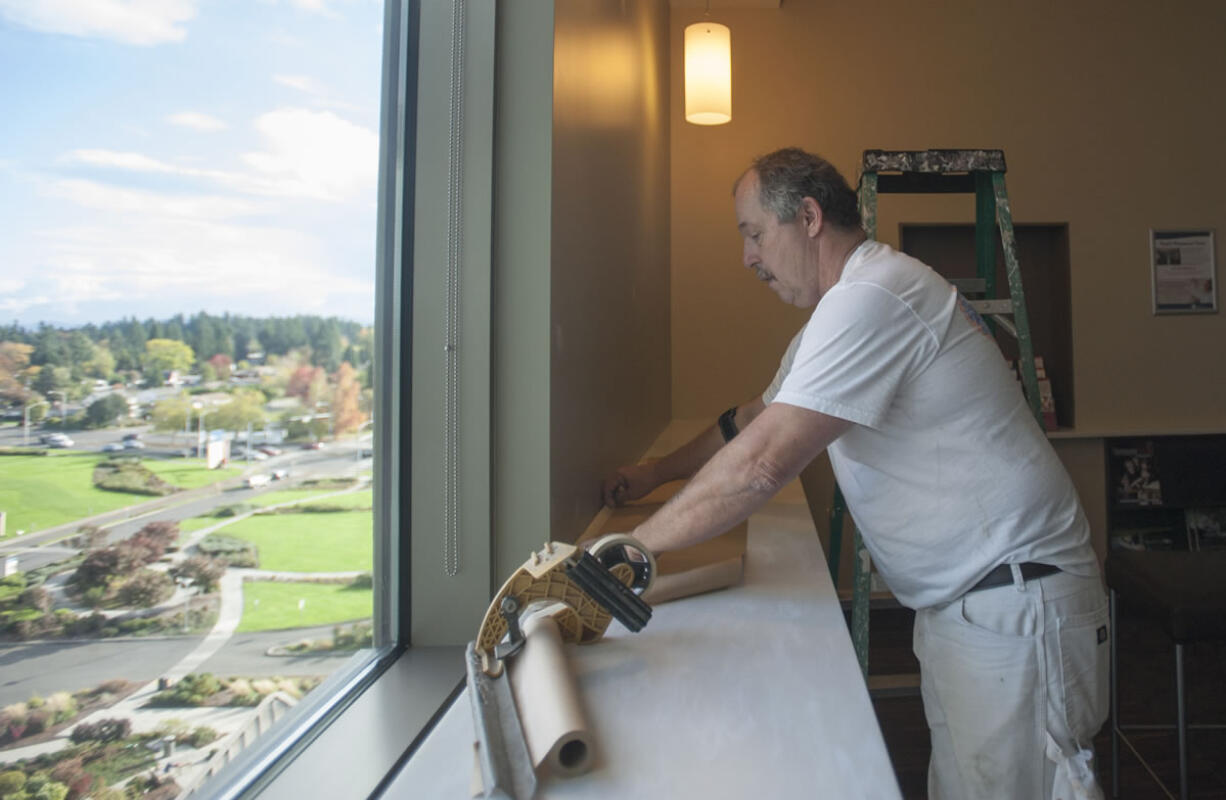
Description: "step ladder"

(832, 149), (1047, 686)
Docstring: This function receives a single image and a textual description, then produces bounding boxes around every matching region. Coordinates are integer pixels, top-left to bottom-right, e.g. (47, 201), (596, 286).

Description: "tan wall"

(550, 0), (672, 541)
(669, 0), (1226, 434)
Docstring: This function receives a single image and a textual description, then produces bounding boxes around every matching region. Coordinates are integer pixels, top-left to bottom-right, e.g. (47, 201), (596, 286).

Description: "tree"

(332, 362), (364, 434)
(0, 342), (35, 403)
(286, 365), (327, 406)
(143, 338), (195, 377)
(210, 388), (267, 431)
(150, 392), (190, 432)
(81, 342), (116, 380)
(32, 365), (71, 397)
(84, 394), (129, 428)
(208, 353), (233, 381)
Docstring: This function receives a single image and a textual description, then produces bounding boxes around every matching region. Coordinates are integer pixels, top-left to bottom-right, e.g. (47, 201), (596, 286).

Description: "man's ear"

(801, 196), (823, 238)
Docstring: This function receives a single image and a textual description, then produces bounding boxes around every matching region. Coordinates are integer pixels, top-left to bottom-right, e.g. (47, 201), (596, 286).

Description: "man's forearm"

(632, 403), (850, 556)
(647, 397), (767, 485)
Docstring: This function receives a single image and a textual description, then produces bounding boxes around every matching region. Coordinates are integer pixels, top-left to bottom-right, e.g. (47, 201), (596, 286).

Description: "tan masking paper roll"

(506, 613), (593, 778)
(642, 555), (744, 605)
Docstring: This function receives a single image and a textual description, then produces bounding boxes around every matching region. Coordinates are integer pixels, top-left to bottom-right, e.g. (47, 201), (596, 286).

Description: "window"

(0, 2), (424, 796)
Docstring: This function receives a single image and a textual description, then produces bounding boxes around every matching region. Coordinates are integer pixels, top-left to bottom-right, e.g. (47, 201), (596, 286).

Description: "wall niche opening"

(901, 223), (1074, 430)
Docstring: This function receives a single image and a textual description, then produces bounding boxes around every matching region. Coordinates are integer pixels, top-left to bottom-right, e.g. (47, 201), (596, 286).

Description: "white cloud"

(242, 108), (378, 202)
(62, 107), (377, 203)
(274, 74), (323, 94)
(168, 112), (227, 131)
(0, 0), (199, 46)
(49, 178), (265, 220)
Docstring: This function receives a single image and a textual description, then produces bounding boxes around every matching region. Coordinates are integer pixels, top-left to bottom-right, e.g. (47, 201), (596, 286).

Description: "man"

(602, 148), (1108, 800)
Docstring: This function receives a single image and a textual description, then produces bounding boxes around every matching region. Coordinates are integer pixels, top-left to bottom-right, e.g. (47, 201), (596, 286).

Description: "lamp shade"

(684, 21), (731, 126)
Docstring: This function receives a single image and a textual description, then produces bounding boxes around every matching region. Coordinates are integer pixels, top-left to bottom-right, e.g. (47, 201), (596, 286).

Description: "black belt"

(968, 562), (1060, 593)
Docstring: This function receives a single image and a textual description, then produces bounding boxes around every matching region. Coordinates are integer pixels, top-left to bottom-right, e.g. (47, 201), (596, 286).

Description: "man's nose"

(742, 243), (756, 269)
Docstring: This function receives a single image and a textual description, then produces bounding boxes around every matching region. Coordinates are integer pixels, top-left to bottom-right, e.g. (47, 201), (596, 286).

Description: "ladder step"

(950, 277), (987, 295)
(867, 672), (922, 698)
(968, 299), (1014, 315)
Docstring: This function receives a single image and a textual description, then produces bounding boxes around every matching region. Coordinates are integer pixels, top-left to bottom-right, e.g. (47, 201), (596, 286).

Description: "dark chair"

(1106, 549), (1226, 800)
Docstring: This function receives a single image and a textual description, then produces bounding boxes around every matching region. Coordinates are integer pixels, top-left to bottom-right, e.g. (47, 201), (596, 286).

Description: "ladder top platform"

(862, 149), (1007, 174)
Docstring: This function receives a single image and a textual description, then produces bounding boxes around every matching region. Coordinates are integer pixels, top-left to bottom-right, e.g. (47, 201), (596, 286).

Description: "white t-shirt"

(765, 240), (1096, 609)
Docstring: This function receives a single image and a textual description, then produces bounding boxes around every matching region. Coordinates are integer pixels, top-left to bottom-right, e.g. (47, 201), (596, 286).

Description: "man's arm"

(630, 402), (851, 555)
(601, 396), (767, 507)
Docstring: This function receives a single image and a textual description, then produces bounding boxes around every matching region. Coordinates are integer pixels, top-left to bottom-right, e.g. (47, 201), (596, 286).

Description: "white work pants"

(913, 569), (1109, 800)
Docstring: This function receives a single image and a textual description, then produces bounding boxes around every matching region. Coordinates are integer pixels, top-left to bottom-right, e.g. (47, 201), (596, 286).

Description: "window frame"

(202, 2), (472, 796)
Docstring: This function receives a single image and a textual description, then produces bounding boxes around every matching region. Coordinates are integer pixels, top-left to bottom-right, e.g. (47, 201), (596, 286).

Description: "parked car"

(245, 473), (271, 488)
(257, 445), (283, 456)
(271, 468), (290, 481)
(101, 442), (125, 452)
(41, 434), (73, 448)
(302, 441), (325, 450)
(122, 432), (141, 442)
(123, 439), (146, 450)
(232, 448), (268, 461)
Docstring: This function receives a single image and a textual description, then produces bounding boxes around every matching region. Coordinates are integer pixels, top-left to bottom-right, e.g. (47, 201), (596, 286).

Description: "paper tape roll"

(506, 612), (594, 778)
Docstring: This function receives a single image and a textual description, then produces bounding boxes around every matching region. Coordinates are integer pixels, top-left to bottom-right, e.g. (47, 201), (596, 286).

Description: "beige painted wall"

(549, 0), (672, 542)
(669, 0), (1226, 434)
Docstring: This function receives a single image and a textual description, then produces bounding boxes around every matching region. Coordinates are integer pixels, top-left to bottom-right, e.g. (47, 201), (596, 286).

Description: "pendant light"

(684, 4), (731, 126)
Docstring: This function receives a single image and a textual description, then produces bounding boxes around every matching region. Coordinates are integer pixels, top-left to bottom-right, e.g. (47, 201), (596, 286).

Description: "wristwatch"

(717, 406), (739, 443)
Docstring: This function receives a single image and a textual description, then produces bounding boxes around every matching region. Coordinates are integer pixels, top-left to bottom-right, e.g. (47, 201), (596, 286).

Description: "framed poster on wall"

(1151, 229), (1217, 314)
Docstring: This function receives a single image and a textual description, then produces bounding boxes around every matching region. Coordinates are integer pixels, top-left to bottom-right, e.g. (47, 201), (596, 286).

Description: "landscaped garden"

(0, 452), (239, 537)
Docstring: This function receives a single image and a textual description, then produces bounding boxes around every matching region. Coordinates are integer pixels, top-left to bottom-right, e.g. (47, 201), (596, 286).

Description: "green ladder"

(831, 148), (1046, 681)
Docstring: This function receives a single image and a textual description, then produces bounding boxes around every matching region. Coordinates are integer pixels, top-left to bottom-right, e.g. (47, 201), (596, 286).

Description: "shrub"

(213, 503), (255, 518)
(197, 535), (257, 568)
(69, 717), (131, 744)
(73, 549), (122, 591)
(44, 692), (76, 724)
(91, 460), (176, 497)
(35, 781), (69, 800)
(347, 573), (373, 590)
(65, 612), (107, 637)
(67, 772), (96, 800)
(0, 770), (27, 796)
(117, 569), (173, 608)
(19, 585), (53, 612)
(48, 757), (84, 788)
(26, 708), (51, 735)
(184, 725), (218, 748)
(150, 674), (221, 707)
(170, 555), (225, 593)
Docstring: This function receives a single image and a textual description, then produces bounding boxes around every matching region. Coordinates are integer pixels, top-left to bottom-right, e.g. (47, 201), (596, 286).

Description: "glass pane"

(0, 2), (383, 796)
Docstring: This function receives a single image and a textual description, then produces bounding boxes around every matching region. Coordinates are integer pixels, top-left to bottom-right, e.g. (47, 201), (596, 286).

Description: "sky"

(0, 0), (384, 328)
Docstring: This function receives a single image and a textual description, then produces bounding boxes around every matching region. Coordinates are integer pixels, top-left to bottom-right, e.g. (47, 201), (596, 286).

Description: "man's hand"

(601, 462), (659, 507)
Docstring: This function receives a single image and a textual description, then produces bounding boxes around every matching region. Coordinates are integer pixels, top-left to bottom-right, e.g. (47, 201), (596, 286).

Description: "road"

(0, 626), (353, 706)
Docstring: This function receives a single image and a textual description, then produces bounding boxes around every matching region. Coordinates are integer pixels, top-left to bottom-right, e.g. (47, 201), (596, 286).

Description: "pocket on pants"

(1056, 604), (1110, 743)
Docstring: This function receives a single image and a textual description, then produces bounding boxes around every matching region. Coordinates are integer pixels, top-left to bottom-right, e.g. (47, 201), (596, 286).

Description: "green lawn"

(145, 458), (241, 489)
(254, 488), (372, 510)
(221, 510), (373, 572)
(0, 452), (237, 537)
(237, 580), (372, 632)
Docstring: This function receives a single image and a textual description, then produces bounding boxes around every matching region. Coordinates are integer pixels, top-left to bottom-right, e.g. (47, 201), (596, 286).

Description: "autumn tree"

(331, 362), (365, 434)
(208, 353), (233, 380)
(286, 365), (327, 406)
(0, 342), (35, 403)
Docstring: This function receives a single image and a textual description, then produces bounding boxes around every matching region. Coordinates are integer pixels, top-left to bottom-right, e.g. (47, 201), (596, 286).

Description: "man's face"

(734, 171), (819, 308)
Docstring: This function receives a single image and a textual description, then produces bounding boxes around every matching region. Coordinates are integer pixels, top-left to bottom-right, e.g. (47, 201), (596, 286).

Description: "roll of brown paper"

(506, 611), (594, 778)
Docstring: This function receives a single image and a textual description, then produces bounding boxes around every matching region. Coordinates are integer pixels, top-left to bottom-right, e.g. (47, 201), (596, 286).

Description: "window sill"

(212, 645), (463, 799)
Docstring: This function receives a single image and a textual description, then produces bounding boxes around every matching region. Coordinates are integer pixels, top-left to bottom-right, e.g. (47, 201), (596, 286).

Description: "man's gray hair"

(739, 148), (861, 230)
